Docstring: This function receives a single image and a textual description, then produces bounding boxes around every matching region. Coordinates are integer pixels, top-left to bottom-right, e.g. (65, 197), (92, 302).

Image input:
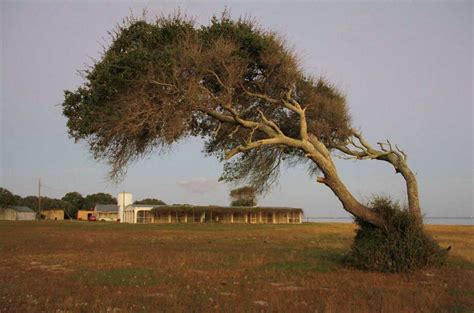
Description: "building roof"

(126, 204), (160, 209)
(10, 206), (35, 213)
(94, 204), (119, 212)
(128, 204), (303, 213)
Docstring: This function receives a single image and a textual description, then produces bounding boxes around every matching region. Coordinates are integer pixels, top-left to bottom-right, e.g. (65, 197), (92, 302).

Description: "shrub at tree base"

(347, 197), (448, 272)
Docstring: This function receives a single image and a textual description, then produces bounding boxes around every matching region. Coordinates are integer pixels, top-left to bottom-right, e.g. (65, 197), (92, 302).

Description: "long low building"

(122, 204), (303, 224)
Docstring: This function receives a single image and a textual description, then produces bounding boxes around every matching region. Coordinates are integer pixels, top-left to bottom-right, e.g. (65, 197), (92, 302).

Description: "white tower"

(117, 192), (133, 223)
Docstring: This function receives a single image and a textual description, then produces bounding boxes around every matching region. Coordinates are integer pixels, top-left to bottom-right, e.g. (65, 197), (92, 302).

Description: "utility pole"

(38, 177), (41, 220)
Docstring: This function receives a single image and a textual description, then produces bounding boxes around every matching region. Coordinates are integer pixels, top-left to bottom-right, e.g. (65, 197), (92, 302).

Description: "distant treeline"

(0, 187), (165, 219)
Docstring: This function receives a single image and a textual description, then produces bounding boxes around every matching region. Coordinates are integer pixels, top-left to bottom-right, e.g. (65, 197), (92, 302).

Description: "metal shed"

(0, 206), (36, 221)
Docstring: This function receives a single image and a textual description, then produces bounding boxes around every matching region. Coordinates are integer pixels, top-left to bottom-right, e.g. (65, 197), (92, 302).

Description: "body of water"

(305, 216), (473, 225)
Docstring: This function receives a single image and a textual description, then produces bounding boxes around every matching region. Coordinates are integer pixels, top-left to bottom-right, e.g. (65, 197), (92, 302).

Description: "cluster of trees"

(61, 192), (116, 218)
(0, 187), (165, 219)
(1, 187), (72, 214)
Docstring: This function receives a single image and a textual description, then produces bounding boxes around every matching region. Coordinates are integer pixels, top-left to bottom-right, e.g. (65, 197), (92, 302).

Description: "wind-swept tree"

(62, 13), (422, 229)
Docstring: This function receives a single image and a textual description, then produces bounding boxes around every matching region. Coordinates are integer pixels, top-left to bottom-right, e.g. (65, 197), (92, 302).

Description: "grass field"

(0, 221), (472, 312)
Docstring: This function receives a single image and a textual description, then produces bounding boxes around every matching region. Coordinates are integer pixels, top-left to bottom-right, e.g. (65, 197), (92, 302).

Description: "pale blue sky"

(1, 1), (472, 218)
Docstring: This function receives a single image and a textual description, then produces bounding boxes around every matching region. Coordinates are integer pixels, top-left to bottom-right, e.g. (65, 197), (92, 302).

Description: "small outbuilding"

(77, 205), (119, 221)
(77, 210), (94, 220)
(0, 206), (36, 221)
(41, 209), (64, 221)
(94, 204), (119, 221)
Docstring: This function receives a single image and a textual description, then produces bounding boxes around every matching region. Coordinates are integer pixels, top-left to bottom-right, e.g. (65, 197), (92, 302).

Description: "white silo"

(117, 192), (133, 223)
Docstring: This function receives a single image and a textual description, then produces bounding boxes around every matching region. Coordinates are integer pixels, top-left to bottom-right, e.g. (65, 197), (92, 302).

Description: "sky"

(0, 1), (472, 219)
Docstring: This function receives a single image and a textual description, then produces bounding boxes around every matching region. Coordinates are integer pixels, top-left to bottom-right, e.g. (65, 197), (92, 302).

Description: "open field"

(0, 221), (473, 312)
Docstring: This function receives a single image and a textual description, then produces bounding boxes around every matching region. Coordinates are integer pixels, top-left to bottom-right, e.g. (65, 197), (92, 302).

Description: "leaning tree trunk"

(317, 165), (386, 228)
(386, 153), (422, 223)
(204, 82), (421, 229)
(400, 166), (421, 221)
(335, 131), (423, 225)
(303, 141), (386, 229)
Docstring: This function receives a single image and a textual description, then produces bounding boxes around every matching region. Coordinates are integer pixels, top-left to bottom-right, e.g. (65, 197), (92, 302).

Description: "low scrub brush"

(347, 196), (448, 272)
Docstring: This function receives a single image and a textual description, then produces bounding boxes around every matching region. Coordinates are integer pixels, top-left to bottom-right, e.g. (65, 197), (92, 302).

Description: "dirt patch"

(28, 261), (73, 274)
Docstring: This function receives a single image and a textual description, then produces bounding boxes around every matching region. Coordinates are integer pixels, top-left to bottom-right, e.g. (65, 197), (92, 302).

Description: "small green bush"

(347, 197), (448, 272)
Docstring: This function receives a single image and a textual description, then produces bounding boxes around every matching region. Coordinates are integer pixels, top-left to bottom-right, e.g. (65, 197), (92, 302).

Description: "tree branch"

(224, 136), (287, 160)
(257, 109), (284, 135)
(240, 84), (280, 104)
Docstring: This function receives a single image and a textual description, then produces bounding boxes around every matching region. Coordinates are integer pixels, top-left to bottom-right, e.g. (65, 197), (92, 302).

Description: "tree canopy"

(0, 188), (17, 208)
(63, 13), (350, 189)
(83, 193), (117, 210)
(134, 198), (166, 205)
(63, 12), (422, 228)
(61, 192), (85, 218)
(230, 186), (256, 206)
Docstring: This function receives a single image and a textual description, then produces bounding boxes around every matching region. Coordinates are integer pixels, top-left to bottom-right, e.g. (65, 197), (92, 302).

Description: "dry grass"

(0, 221), (472, 312)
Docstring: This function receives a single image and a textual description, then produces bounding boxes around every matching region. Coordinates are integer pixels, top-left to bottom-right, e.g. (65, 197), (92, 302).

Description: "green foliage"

(1, 188), (116, 218)
(230, 199), (255, 206)
(62, 12), (351, 190)
(229, 186), (256, 206)
(0, 188), (17, 207)
(15, 195), (71, 213)
(83, 193), (116, 210)
(347, 197), (448, 272)
(134, 198), (166, 205)
(61, 192), (85, 218)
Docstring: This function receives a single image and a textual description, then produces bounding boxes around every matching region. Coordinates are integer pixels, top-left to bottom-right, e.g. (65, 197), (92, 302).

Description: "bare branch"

(353, 130), (377, 153)
(213, 122), (222, 136)
(229, 125), (240, 138)
(386, 139), (393, 151)
(257, 109), (284, 135)
(245, 126), (258, 144)
(225, 136), (286, 160)
(208, 70), (230, 92)
(316, 176), (327, 184)
(240, 84), (279, 104)
(396, 144), (408, 160)
(377, 142), (388, 152)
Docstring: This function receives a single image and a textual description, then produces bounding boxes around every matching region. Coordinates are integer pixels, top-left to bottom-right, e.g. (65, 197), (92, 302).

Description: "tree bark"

(203, 85), (403, 230)
(335, 133), (423, 225)
(396, 161), (422, 222)
(384, 154), (422, 223)
(318, 167), (386, 228)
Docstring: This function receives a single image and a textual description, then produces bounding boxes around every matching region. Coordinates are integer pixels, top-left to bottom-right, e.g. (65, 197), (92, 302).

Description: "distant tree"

(61, 192), (85, 218)
(0, 188), (17, 207)
(83, 193), (116, 210)
(230, 186), (256, 206)
(134, 198), (166, 205)
(19, 196), (39, 212)
(41, 197), (69, 210)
